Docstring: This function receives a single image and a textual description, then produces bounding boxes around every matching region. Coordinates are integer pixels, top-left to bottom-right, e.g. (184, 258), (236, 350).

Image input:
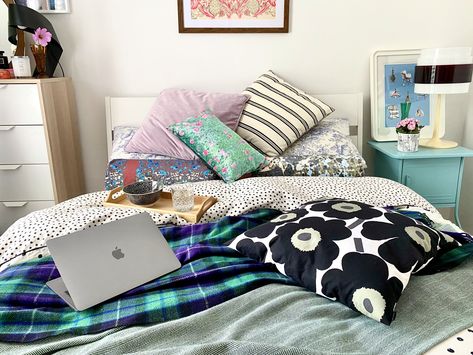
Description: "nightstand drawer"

(402, 158), (460, 204)
(0, 165), (54, 201)
(0, 126), (49, 164)
(0, 84), (43, 125)
(0, 201), (55, 234)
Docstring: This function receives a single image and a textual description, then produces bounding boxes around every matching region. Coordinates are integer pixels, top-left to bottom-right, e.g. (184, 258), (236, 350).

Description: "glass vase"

(31, 45), (48, 79)
(397, 133), (419, 152)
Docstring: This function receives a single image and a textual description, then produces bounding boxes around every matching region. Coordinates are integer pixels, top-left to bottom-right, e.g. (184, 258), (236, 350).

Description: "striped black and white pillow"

(236, 71), (335, 157)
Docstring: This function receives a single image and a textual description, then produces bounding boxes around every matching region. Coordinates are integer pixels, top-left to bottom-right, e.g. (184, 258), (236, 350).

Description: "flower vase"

(397, 133), (419, 152)
(31, 45), (48, 79)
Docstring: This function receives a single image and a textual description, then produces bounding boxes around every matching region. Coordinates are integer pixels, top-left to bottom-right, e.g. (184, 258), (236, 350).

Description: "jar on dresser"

(0, 78), (85, 234)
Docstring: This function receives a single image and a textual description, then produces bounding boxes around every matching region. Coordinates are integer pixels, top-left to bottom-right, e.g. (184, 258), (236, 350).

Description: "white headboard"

(105, 93), (364, 157)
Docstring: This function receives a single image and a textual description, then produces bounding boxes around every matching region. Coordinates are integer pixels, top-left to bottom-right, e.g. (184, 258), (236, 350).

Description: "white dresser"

(0, 78), (85, 234)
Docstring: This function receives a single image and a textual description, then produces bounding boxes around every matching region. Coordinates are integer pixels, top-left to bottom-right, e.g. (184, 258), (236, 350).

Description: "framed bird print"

(370, 49), (444, 141)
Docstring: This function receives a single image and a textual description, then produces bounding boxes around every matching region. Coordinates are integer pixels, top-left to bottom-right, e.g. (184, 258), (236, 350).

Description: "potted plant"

(31, 27), (52, 78)
(396, 118), (423, 152)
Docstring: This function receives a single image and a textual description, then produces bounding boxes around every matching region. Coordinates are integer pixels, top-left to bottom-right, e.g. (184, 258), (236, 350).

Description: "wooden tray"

(104, 187), (218, 223)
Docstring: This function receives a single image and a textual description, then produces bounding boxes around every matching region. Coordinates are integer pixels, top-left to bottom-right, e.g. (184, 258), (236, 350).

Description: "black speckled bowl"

(123, 180), (162, 206)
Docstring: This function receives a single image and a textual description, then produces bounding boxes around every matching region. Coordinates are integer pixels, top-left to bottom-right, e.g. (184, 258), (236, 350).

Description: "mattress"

(0, 177), (471, 354)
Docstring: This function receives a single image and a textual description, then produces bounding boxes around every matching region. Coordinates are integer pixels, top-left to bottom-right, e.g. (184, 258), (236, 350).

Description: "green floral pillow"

(168, 111), (267, 183)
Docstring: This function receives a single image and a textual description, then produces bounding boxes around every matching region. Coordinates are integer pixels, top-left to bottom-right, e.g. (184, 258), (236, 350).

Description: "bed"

(0, 93), (472, 355)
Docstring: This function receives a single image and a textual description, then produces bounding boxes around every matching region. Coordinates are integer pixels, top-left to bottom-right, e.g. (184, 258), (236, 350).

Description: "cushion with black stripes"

(236, 71), (335, 157)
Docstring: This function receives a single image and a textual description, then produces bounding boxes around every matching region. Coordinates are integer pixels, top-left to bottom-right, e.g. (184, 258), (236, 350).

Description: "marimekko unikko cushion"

(168, 111), (267, 183)
(228, 198), (460, 325)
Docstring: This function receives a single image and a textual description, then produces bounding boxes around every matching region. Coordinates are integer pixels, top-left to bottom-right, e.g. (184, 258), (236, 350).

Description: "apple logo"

(112, 247), (125, 260)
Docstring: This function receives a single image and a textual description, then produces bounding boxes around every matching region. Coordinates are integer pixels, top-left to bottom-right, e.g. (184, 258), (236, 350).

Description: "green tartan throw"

(0, 209), (294, 343)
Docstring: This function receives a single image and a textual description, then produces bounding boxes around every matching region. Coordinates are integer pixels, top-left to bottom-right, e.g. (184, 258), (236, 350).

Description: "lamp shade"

(414, 47), (473, 94)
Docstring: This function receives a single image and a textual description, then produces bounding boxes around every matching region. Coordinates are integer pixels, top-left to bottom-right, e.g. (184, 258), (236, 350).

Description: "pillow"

(257, 121), (367, 177)
(168, 111), (267, 183)
(125, 89), (249, 160)
(236, 71), (335, 157)
(228, 198), (460, 325)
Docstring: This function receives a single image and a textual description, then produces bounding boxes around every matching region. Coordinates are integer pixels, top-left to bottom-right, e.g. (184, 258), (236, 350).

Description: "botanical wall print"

(178, 0), (290, 33)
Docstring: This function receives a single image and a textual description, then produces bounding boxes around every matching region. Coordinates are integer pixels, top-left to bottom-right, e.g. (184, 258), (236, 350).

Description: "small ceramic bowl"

(123, 180), (162, 206)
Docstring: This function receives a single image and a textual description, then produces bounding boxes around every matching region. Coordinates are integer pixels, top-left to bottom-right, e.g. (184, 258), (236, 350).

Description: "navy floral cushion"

(228, 198), (460, 325)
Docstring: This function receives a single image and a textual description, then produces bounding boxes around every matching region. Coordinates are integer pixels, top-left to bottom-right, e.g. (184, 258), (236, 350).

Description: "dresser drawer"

(0, 200), (55, 234)
(0, 165), (54, 201)
(0, 126), (49, 164)
(402, 158), (460, 205)
(0, 84), (43, 125)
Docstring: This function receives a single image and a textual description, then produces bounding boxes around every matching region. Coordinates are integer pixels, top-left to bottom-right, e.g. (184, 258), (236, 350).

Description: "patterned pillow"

(236, 71), (335, 157)
(228, 198), (460, 325)
(168, 111), (267, 183)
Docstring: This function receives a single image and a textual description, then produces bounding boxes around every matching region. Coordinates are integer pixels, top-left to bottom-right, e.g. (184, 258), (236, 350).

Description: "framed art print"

(178, 0), (289, 33)
(14, 0), (70, 13)
(370, 49), (445, 141)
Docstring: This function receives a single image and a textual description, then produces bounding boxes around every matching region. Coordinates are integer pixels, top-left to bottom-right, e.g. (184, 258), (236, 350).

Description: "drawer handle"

(2, 202), (28, 208)
(0, 165), (22, 171)
(0, 126), (14, 131)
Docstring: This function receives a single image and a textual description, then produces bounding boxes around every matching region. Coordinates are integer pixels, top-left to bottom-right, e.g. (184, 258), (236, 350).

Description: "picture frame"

(370, 49), (445, 141)
(15, 0), (70, 14)
(178, 0), (289, 33)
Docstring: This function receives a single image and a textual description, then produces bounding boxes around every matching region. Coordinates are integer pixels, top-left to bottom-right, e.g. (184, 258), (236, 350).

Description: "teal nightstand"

(368, 141), (473, 227)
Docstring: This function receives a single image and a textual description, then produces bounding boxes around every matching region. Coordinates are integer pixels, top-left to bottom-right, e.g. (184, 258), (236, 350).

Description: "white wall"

(44, 0), (473, 193)
(460, 90), (473, 233)
(0, 4), (13, 58)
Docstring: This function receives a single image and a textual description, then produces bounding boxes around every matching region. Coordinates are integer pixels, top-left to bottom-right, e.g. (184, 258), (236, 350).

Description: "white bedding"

(0, 176), (453, 272)
(0, 176), (470, 354)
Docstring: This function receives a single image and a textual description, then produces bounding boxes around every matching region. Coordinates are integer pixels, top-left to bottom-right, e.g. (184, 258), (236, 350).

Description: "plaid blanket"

(0, 209), (294, 343)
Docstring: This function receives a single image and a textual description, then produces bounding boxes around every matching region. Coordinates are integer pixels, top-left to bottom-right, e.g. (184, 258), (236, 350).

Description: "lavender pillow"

(125, 89), (249, 160)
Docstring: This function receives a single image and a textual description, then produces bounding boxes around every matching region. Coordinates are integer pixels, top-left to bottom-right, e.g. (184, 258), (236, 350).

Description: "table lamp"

(414, 47), (473, 148)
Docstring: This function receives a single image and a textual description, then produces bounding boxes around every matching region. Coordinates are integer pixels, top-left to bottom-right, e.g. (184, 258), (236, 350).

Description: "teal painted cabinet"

(368, 141), (473, 227)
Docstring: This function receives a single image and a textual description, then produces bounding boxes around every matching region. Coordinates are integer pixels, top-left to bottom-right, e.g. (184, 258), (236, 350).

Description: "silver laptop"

(46, 213), (181, 311)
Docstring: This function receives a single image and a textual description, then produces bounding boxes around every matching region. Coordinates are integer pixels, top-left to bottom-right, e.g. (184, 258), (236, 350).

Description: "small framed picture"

(15, 0), (71, 14)
(370, 49), (445, 141)
(178, 0), (290, 33)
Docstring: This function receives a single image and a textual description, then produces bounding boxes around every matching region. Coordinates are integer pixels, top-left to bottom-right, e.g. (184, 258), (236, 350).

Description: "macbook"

(46, 213), (181, 311)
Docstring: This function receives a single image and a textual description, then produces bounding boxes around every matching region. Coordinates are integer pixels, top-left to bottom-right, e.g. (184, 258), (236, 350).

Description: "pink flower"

(33, 27), (52, 47)
(203, 150), (209, 156)
(179, 131), (185, 136)
(399, 119), (408, 127)
(396, 123), (401, 129)
(201, 114), (208, 119)
(221, 167), (228, 173)
(244, 149), (250, 155)
(196, 121), (203, 126)
(189, 139), (195, 144)
(231, 163), (237, 169)
(193, 128), (200, 133)
(407, 122), (416, 131)
(248, 156), (254, 161)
